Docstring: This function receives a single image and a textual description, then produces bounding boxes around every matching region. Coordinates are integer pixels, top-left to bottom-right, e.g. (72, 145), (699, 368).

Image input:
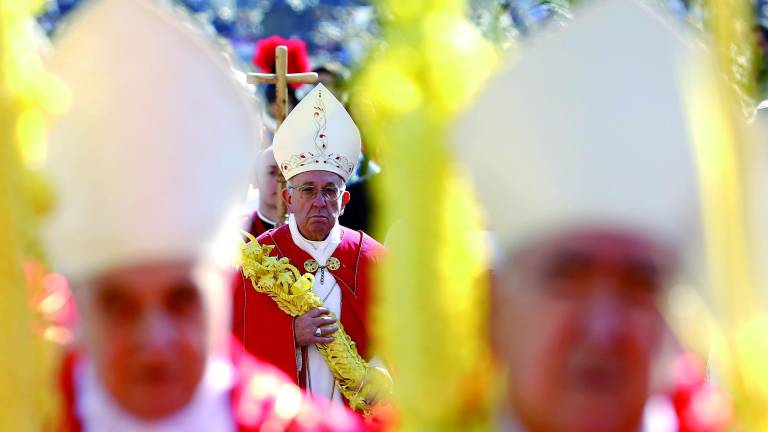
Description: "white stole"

(76, 356), (235, 432)
(494, 394), (678, 431)
(288, 214), (343, 404)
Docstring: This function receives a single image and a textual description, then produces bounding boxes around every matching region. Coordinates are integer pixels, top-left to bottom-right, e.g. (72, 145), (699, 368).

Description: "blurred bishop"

(455, 0), (728, 431)
(43, 0), (361, 430)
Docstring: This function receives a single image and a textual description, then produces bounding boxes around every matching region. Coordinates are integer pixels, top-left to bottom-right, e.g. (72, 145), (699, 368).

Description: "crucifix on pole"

(248, 45), (318, 227)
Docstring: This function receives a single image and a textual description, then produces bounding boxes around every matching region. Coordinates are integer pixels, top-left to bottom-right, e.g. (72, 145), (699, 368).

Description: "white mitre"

(273, 83), (360, 181)
(43, 0), (261, 280)
(454, 0), (703, 258)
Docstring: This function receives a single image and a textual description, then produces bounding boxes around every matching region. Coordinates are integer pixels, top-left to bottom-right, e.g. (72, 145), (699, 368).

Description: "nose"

(311, 191), (328, 207)
(135, 309), (176, 351)
(581, 291), (628, 349)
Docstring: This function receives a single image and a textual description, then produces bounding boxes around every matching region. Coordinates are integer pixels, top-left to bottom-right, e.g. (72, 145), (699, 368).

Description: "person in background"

(245, 146), (279, 236)
(44, 1), (361, 430)
(454, 1), (729, 431)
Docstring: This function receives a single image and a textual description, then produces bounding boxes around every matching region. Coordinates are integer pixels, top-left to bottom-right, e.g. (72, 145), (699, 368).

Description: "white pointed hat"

(454, 0), (703, 256)
(43, 0), (262, 280)
(273, 83), (360, 181)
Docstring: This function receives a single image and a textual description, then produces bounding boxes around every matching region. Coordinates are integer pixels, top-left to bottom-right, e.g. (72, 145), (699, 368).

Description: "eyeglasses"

(287, 184), (344, 201)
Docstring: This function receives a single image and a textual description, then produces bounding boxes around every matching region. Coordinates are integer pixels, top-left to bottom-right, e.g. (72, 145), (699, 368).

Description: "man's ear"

(282, 187), (292, 211)
(340, 190), (351, 214)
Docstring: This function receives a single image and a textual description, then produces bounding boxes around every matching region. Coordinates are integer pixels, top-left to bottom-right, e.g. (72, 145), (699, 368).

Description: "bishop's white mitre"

(273, 84), (361, 182)
(454, 0), (704, 259)
(43, 0), (262, 280)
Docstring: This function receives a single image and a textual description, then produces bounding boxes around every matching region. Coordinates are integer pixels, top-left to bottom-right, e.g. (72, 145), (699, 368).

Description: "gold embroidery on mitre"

(279, 88), (355, 177)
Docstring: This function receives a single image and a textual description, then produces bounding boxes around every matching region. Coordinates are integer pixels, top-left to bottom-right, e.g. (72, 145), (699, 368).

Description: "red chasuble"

(231, 224), (384, 389)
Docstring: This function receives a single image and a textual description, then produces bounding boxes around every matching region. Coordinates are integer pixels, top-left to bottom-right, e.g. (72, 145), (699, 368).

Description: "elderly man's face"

(284, 170), (350, 241)
(492, 228), (673, 432)
(78, 260), (207, 420)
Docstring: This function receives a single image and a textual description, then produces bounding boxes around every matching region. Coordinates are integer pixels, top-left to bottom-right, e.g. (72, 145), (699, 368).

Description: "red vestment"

(231, 224), (384, 390)
(245, 210), (273, 238)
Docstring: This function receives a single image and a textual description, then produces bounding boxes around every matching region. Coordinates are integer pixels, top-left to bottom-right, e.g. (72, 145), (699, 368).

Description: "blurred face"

(256, 148), (279, 217)
(283, 170), (350, 241)
(492, 228), (674, 432)
(78, 260), (206, 420)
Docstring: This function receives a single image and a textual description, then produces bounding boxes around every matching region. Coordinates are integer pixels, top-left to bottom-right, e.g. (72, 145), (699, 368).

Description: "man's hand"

(294, 307), (339, 347)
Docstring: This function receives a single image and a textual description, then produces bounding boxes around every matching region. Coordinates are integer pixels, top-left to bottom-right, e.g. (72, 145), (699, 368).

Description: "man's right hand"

(294, 307), (339, 347)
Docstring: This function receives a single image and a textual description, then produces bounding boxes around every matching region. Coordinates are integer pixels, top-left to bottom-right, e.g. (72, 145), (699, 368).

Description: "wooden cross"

(247, 45), (318, 227)
(247, 45), (318, 128)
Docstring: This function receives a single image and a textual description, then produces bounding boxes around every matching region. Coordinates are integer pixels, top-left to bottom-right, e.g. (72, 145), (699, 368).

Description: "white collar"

(76, 356), (236, 432)
(256, 207), (276, 226)
(288, 213), (341, 265)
